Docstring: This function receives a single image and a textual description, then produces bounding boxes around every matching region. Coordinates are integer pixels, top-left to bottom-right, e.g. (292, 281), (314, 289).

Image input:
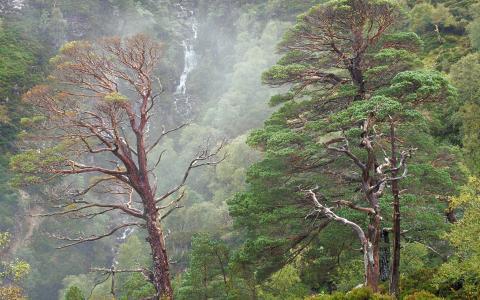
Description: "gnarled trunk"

(136, 124), (174, 299)
(365, 214), (381, 291)
(348, 57), (366, 100)
(140, 179), (173, 300)
(145, 208), (173, 300)
(363, 242), (377, 291)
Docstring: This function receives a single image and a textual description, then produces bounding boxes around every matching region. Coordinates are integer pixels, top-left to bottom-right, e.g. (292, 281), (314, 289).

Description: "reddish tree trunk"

(145, 201), (173, 300)
(348, 57), (366, 100)
(137, 142), (173, 300)
(137, 126), (174, 299)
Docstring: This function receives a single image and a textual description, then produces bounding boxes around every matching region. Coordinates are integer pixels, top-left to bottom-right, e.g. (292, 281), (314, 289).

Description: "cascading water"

(174, 2), (198, 118)
(111, 227), (136, 266)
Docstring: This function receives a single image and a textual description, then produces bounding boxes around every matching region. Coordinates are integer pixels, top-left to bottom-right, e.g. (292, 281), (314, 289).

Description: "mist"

(0, 0), (477, 299)
(0, 1), (300, 298)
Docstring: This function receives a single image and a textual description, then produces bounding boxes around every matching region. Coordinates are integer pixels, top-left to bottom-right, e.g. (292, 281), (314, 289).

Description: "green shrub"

(404, 290), (442, 300)
(64, 286), (85, 300)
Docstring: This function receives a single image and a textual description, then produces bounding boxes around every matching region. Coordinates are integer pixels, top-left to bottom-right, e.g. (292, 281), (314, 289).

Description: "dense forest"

(0, 0), (480, 299)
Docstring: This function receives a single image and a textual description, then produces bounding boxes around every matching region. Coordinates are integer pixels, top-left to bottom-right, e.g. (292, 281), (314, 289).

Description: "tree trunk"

(445, 202), (457, 224)
(365, 214), (381, 292)
(349, 57), (366, 100)
(137, 128), (174, 299)
(365, 252), (378, 292)
(145, 203), (173, 300)
(389, 121), (401, 298)
(389, 187), (401, 297)
(215, 251), (229, 298)
(380, 229), (390, 282)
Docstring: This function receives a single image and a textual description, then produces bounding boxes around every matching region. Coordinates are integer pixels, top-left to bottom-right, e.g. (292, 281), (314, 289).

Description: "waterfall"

(174, 2), (198, 118)
(119, 227), (135, 241)
(111, 227), (136, 266)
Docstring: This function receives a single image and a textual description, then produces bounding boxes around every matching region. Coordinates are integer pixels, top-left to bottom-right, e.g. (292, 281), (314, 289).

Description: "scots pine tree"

(229, 0), (458, 293)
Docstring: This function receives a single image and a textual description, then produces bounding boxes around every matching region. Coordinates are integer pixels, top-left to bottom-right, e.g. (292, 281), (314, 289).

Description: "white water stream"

(111, 227), (136, 266)
(174, 2), (198, 118)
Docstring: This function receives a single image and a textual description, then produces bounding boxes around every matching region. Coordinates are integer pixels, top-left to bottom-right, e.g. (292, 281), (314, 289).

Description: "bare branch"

(370, 149), (412, 196)
(31, 199), (144, 219)
(325, 137), (366, 171)
(332, 200), (375, 215)
(151, 149), (167, 171)
(156, 142), (226, 203)
(305, 188), (367, 244)
(159, 190), (186, 221)
(54, 161), (127, 177)
(147, 123), (189, 153)
(91, 267), (151, 274)
(53, 222), (143, 249)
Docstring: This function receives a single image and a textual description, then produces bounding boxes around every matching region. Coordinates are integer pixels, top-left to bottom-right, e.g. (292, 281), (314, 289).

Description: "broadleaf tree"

(434, 176), (480, 298)
(0, 232), (30, 300)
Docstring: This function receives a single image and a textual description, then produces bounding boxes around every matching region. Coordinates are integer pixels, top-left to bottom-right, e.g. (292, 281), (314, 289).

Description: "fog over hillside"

(0, 1), (479, 299)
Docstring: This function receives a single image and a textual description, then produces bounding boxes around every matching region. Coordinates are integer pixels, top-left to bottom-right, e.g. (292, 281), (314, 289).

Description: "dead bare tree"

(14, 34), (224, 299)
